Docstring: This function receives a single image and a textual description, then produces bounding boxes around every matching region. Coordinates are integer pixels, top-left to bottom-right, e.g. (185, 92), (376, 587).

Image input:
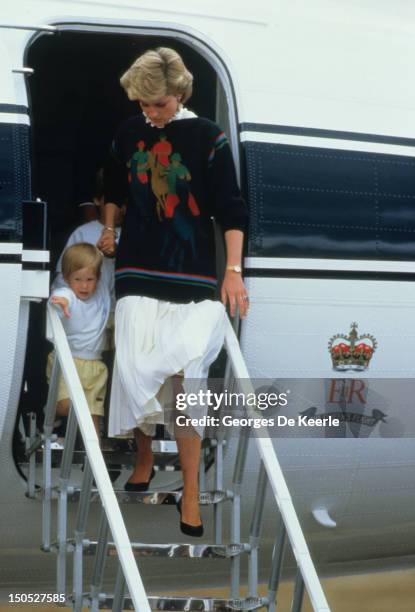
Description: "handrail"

(46, 304), (151, 612)
(224, 319), (331, 612)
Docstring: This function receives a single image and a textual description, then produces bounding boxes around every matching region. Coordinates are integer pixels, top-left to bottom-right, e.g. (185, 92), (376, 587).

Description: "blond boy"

(47, 243), (111, 438)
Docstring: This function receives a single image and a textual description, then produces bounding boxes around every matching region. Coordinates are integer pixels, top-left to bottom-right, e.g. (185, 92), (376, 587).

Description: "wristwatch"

(226, 265), (242, 273)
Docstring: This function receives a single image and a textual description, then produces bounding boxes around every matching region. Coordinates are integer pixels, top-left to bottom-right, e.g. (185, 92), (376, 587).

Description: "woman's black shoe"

(176, 498), (204, 538)
(124, 467), (155, 492)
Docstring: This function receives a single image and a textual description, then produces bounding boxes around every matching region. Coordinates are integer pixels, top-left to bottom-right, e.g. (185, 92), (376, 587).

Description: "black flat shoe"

(124, 467), (155, 492)
(176, 498), (204, 538)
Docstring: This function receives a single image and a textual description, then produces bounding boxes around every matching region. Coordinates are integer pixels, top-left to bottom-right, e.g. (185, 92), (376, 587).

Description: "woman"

(98, 47), (248, 537)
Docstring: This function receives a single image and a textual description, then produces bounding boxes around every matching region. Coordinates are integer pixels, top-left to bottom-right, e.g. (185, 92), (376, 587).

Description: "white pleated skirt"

(108, 296), (226, 438)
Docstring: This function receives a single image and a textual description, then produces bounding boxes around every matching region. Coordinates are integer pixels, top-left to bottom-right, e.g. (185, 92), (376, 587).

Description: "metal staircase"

(23, 304), (331, 611)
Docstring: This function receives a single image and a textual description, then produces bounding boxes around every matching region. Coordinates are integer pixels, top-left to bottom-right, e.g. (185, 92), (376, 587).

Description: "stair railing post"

(213, 359), (233, 546)
(267, 518), (287, 612)
(291, 568), (305, 612)
(42, 353), (60, 551)
(56, 403), (78, 596)
(229, 395), (250, 599)
(230, 491), (241, 599)
(214, 437), (224, 544)
(90, 508), (110, 612)
(27, 412), (37, 498)
(73, 457), (94, 612)
(44, 353), (60, 431)
(112, 564), (127, 612)
(248, 461), (268, 598)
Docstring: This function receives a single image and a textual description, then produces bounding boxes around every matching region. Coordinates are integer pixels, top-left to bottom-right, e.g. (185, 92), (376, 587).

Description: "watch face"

(234, 265), (241, 273)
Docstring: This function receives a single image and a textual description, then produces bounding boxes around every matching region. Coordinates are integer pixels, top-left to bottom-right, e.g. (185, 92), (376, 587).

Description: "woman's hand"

(97, 228), (116, 257)
(50, 296), (70, 318)
(221, 271), (249, 319)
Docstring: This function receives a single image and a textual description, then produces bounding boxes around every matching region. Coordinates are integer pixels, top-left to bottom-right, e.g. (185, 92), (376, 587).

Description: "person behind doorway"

(54, 169), (125, 313)
(77, 168), (106, 223)
(78, 200), (100, 223)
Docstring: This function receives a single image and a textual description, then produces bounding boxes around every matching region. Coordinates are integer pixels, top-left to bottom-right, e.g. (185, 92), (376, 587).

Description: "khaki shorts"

(46, 352), (107, 417)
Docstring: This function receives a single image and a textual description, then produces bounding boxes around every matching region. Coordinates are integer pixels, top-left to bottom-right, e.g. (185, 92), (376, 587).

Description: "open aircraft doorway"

(16, 26), (227, 480)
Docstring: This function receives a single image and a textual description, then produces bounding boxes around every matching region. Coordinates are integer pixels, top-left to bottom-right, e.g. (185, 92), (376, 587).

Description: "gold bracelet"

(103, 226), (116, 234)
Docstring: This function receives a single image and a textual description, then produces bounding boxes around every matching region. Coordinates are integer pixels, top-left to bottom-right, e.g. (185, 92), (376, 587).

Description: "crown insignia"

(328, 322), (377, 371)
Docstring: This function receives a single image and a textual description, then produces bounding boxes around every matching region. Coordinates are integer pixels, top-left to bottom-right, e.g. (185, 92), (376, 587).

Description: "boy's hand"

(50, 296), (70, 318)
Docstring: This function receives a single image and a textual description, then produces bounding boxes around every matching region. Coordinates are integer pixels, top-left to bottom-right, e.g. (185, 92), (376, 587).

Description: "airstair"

(24, 304), (331, 611)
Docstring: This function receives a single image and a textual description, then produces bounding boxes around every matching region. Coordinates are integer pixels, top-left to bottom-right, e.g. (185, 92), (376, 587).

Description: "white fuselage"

(1, 0), (415, 591)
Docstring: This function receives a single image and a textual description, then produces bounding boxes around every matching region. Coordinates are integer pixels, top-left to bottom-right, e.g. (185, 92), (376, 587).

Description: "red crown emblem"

(328, 322), (377, 371)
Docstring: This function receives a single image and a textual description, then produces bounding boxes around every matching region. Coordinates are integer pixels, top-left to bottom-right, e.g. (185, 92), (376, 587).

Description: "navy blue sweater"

(104, 114), (247, 303)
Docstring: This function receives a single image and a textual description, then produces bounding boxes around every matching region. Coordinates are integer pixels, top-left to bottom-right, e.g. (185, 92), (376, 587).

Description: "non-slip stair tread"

(65, 539), (250, 558)
(37, 488), (230, 505)
(29, 449), (181, 471)
(67, 594), (267, 611)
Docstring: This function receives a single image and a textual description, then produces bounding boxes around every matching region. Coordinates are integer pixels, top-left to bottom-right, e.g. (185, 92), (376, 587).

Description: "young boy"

(47, 243), (111, 439)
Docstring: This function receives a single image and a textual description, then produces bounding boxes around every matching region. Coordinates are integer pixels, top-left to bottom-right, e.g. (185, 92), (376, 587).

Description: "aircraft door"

(0, 37), (49, 455)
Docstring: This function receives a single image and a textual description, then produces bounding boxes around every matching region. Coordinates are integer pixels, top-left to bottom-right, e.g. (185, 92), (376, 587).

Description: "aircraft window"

(0, 122), (30, 240)
(246, 142), (415, 260)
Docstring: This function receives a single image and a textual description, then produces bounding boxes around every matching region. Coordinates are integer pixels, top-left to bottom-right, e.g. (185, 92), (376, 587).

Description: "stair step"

(68, 594), (267, 610)
(29, 448), (180, 471)
(40, 488), (230, 504)
(31, 439), (180, 470)
(69, 540), (250, 558)
(36, 438), (178, 454)
(34, 488), (231, 505)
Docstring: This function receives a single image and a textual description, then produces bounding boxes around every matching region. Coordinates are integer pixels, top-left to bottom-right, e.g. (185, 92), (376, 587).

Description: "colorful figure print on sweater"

(128, 135), (202, 269)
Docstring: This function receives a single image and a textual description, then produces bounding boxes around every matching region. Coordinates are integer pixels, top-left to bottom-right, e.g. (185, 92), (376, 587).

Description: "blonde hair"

(120, 47), (193, 103)
(62, 243), (103, 280)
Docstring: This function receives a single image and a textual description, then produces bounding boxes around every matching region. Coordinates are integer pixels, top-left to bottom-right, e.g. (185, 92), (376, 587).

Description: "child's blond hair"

(61, 243), (103, 280)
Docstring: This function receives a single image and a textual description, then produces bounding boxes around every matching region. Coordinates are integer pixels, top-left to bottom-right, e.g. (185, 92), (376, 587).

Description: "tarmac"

(1, 567), (414, 611)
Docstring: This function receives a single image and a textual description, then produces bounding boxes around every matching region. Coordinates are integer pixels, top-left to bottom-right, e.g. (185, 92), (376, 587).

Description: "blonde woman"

(98, 47), (248, 537)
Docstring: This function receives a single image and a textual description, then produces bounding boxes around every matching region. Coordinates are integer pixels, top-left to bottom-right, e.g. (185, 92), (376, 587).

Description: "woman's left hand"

(221, 271), (249, 319)
(97, 228), (116, 257)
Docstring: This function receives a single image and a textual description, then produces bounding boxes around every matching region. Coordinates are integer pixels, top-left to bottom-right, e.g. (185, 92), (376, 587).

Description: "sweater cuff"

(221, 219), (247, 233)
(217, 203), (248, 233)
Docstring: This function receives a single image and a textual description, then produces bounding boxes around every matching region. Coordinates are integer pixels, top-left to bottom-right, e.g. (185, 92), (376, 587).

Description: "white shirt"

(49, 283), (110, 360)
(143, 105), (197, 128)
(55, 220), (121, 309)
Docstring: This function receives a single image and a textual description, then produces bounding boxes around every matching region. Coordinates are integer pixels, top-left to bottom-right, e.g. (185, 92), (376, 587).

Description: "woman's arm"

(221, 229), (249, 319)
(98, 129), (129, 255)
(96, 203), (118, 255)
(205, 125), (249, 318)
